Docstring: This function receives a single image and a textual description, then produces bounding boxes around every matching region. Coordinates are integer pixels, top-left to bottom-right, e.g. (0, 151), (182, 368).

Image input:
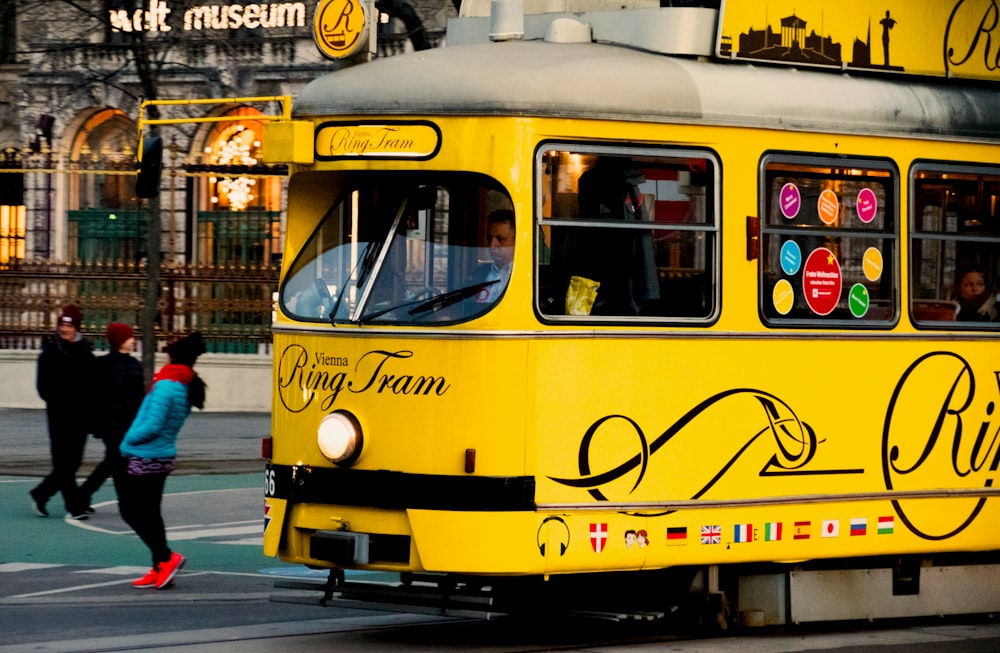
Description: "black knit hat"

(166, 332), (205, 367)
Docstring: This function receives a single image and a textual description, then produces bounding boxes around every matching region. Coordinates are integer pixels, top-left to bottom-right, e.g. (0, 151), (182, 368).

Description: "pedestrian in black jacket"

(79, 322), (145, 510)
(30, 304), (96, 519)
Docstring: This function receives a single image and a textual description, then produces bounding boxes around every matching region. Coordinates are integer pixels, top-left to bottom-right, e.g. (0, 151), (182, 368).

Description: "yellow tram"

(261, 0), (1000, 623)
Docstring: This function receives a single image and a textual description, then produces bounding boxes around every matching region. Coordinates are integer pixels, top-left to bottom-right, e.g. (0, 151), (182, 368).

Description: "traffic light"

(135, 136), (163, 199)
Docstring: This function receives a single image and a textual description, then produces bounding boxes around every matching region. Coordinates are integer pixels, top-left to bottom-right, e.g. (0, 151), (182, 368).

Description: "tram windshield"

(280, 172), (514, 325)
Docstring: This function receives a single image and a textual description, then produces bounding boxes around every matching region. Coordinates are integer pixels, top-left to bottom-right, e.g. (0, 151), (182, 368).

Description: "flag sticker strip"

(733, 523), (752, 543)
(701, 525), (721, 544)
(850, 518), (867, 536)
(764, 522), (782, 541)
(793, 521), (811, 540)
(666, 527), (687, 545)
(878, 516), (894, 535)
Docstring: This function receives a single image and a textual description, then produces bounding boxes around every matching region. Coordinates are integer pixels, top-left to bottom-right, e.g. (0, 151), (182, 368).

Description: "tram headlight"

(317, 410), (363, 466)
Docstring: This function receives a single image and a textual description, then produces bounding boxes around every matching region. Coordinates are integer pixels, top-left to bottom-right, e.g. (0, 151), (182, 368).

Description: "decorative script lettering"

(320, 127), (415, 156)
(944, 0), (1000, 76)
(277, 344), (450, 412)
(883, 352), (1000, 539)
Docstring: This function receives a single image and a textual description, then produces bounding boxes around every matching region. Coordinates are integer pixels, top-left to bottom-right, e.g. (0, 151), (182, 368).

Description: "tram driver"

(475, 209), (515, 304)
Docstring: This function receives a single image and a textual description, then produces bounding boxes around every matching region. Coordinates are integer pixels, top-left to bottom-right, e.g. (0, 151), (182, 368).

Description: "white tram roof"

(294, 7), (1000, 143)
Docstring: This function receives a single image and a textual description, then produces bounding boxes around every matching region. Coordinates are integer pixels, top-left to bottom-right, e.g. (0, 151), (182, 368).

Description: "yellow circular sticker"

(862, 247), (884, 281)
(773, 279), (794, 315)
(314, 0), (368, 60)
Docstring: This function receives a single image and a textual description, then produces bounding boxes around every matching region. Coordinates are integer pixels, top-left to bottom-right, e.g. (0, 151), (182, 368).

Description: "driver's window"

(279, 172), (514, 324)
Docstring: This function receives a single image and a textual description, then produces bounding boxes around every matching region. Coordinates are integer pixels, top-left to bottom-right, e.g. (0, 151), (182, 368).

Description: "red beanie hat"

(107, 322), (134, 350)
(59, 304), (82, 330)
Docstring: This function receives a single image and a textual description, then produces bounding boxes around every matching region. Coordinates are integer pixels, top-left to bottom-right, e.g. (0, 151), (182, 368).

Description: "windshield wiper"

(407, 280), (498, 316)
(357, 280), (498, 323)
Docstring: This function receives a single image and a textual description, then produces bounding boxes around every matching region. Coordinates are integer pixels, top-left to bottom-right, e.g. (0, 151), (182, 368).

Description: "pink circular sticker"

(857, 188), (877, 223)
(779, 183), (801, 219)
(803, 247), (842, 316)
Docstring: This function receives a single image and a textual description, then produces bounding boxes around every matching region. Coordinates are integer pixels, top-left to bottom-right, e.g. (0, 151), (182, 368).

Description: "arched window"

(67, 108), (140, 263)
(195, 106), (282, 267)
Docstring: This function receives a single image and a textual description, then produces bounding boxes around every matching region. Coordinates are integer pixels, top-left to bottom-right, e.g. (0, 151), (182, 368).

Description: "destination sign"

(314, 122), (442, 160)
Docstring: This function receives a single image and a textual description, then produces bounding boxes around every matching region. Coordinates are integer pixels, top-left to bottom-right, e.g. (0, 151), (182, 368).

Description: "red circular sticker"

(803, 247), (842, 316)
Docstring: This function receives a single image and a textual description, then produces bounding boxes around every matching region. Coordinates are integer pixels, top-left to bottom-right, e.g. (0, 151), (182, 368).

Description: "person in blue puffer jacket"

(118, 332), (207, 590)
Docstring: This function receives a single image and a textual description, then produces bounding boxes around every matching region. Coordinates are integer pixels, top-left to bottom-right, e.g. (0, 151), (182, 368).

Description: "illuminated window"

(197, 107), (282, 267)
(536, 145), (720, 323)
(0, 205), (26, 266)
(911, 164), (1000, 328)
(760, 156), (898, 326)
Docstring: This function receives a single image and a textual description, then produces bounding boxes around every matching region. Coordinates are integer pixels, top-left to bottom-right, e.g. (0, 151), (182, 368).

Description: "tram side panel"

(527, 336), (1000, 573)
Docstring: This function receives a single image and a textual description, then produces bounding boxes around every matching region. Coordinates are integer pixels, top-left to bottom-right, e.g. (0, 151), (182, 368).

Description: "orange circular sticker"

(817, 189), (839, 225)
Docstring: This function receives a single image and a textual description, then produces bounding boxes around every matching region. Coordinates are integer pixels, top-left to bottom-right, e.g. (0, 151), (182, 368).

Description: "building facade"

(0, 0), (450, 351)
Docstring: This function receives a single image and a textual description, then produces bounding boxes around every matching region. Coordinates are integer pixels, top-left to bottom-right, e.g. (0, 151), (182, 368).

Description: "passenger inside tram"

(954, 265), (998, 322)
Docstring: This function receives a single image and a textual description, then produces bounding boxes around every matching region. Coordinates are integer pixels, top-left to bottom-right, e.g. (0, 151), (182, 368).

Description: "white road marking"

(0, 563), (63, 572)
(75, 566), (150, 576)
(166, 522), (261, 540)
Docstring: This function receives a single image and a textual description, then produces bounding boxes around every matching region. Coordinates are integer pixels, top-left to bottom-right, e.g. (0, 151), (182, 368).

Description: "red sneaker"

(133, 567), (159, 588)
(155, 552), (185, 589)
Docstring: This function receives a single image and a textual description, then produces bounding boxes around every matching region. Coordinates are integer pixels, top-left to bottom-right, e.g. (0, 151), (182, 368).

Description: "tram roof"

(294, 39), (1000, 143)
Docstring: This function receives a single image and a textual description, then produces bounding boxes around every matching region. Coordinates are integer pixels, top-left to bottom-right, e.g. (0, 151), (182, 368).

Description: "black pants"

(115, 467), (172, 567)
(79, 436), (124, 502)
(32, 409), (88, 514)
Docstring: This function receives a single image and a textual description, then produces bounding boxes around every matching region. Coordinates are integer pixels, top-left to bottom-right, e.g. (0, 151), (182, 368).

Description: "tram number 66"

(265, 468), (277, 497)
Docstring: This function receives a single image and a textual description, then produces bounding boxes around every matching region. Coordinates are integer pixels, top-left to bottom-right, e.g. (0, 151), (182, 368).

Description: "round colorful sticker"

(862, 247), (883, 281)
(848, 283), (870, 318)
(780, 240), (802, 275)
(857, 188), (878, 224)
(817, 189), (839, 225)
(779, 183), (801, 219)
(773, 279), (794, 315)
(803, 247), (842, 316)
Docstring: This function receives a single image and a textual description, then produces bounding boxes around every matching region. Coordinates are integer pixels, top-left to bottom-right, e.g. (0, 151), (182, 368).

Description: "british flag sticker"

(701, 525), (722, 544)
(590, 523), (608, 553)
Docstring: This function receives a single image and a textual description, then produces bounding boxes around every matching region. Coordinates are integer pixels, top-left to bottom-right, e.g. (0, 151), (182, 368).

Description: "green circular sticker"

(849, 283), (869, 318)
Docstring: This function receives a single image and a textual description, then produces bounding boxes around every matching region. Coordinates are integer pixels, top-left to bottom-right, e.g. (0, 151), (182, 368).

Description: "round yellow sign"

(862, 247), (884, 281)
(772, 279), (794, 315)
(313, 0), (368, 60)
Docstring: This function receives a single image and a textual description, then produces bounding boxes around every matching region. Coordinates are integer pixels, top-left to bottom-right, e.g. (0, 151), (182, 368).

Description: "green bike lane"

(1, 472), (296, 575)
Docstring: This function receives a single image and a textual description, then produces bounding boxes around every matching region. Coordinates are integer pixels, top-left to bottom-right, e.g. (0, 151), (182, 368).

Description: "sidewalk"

(1, 408), (270, 476)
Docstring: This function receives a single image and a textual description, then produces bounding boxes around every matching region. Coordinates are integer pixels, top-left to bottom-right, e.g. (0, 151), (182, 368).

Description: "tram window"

(760, 157), (898, 326)
(278, 171), (514, 325)
(536, 148), (718, 323)
(910, 164), (1000, 328)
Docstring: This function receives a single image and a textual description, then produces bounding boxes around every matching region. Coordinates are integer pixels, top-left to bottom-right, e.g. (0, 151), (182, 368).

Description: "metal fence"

(0, 258), (277, 353)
